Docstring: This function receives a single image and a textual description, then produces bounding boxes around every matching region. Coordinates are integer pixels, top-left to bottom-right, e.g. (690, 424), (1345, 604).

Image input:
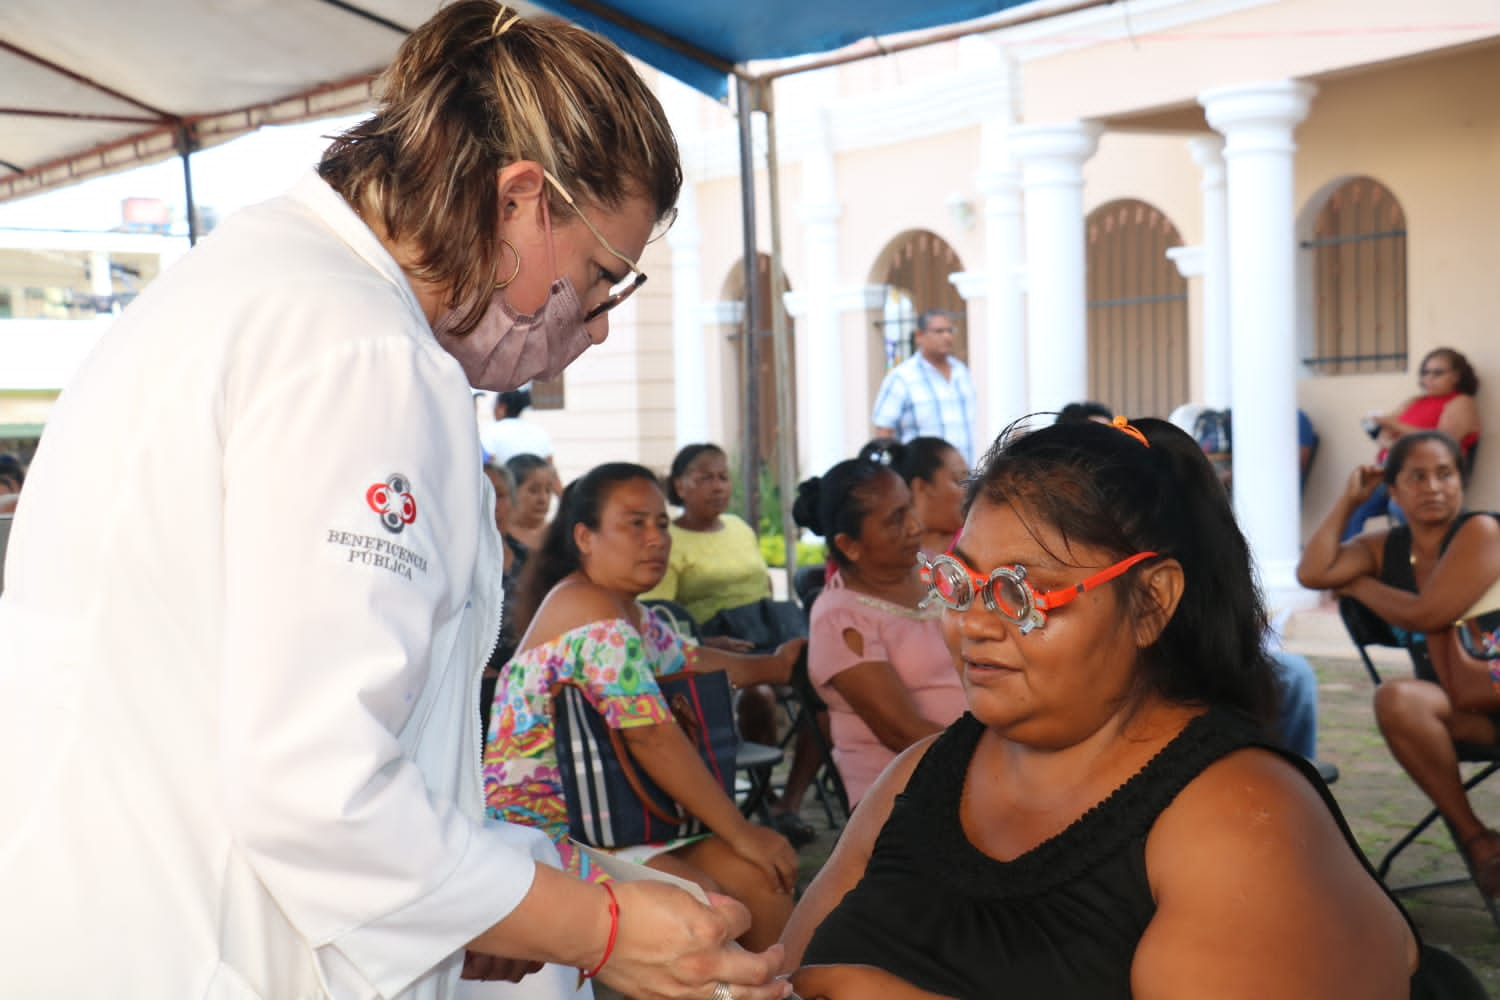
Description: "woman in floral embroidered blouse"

(791, 456), (967, 807)
(484, 461), (803, 951)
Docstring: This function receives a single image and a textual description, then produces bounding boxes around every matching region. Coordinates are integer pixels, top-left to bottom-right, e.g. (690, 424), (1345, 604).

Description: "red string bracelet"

(581, 882), (619, 981)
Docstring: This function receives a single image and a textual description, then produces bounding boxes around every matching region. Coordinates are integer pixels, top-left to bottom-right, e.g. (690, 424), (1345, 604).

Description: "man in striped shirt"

(871, 310), (977, 464)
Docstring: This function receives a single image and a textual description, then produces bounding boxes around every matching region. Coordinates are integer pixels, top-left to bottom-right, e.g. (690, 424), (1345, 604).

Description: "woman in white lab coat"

(0, 4), (789, 999)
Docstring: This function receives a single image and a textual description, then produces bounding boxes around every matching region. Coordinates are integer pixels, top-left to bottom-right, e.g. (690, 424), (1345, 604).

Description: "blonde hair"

(318, 1), (681, 334)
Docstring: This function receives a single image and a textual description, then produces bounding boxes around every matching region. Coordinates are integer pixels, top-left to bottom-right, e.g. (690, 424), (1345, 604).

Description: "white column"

(834, 284), (888, 459)
(947, 269), (991, 454)
(1188, 136), (1231, 409)
(976, 91), (1027, 439)
(1165, 245), (1204, 403)
(800, 107), (844, 479)
(1201, 79), (1316, 609)
(89, 250), (113, 312)
(660, 75), (709, 447)
(1010, 121), (1101, 415)
(668, 183), (707, 446)
(1166, 245), (1203, 281)
(699, 302), (744, 447)
(973, 172), (1027, 438)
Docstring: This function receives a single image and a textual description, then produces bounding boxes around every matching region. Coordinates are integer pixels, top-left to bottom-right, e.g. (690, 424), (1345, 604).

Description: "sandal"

(1458, 828), (1500, 898)
(770, 810), (818, 848)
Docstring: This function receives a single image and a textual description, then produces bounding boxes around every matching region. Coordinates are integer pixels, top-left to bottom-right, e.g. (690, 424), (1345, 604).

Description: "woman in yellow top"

(643, 443), (819, 845)
(643, 442), (772, 625)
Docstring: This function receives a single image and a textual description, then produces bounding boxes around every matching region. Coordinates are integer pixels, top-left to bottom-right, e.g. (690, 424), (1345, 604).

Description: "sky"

(0, 114), (366, 234)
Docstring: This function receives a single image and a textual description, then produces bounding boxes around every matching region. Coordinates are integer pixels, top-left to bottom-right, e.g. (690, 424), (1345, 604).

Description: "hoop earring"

(496, 238), (521, 289)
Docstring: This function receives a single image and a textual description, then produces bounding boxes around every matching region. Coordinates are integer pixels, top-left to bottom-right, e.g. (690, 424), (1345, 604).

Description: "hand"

(1343, 464), (1383, 505)
(596, 881), (793, 1000)
(461, 951), (544, 982)
(769, 638), (808, 684)
(728, 821), (799, 895)
(705, 635), (756, 653)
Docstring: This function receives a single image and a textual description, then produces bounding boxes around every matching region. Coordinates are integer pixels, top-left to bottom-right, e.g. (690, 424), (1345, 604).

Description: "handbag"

(701, 598), (808, 654)
(1439, 513), (1500, 678)
(1455, 576), (1500, 662)
(551, 668), (740, 848)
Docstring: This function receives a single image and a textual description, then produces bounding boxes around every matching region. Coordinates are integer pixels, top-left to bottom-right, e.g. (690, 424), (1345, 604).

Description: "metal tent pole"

(757, 80), (800, 588)
(177, 125), (199, 246)
(734, 75), (762, 532)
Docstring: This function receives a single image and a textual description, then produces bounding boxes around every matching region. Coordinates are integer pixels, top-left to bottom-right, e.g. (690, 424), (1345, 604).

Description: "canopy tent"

(0, 0), (1098, 205)
(1, 0), (1109, 577)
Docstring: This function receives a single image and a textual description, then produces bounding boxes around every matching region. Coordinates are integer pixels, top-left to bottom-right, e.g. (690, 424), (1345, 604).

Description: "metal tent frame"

(0, 0), (1113, 581)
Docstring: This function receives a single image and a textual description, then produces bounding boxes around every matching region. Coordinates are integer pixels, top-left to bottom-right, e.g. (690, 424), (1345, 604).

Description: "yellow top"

(640, 513), (771, 626)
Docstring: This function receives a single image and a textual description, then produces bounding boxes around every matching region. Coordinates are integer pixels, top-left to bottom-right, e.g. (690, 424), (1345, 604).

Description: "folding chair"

(1339, 597), (1500, 928)
(782, 566), (851, 827)
(780, 646), (850, 826)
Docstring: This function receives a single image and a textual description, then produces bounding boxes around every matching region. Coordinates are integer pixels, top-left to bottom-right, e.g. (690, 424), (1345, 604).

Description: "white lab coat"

(0, 174), (571, 999)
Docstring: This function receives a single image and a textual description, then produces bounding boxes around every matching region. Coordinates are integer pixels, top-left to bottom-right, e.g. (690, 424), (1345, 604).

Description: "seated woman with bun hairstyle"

(792, 455), (967, 809)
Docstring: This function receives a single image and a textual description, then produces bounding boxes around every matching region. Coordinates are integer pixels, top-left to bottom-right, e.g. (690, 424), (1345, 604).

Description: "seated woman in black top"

(782, 416), (1418, 1000)
(1299, 429), (1500, 896)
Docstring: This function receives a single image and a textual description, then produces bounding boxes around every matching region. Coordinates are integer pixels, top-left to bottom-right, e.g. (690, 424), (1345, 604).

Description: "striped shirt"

(871, 353), (977, 464)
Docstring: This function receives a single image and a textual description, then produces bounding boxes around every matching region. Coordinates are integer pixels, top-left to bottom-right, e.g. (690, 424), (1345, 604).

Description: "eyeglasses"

(542, 170), (647, 321)
(1419, 367), (1451, 378)
(919, 548), (1158, 635)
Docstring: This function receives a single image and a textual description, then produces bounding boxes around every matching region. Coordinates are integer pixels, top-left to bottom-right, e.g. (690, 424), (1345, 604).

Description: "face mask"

(432, 278), (593, 391)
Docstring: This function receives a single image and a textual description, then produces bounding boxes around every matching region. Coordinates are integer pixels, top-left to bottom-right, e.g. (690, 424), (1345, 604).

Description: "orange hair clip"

(1111, 415), (1149, 447)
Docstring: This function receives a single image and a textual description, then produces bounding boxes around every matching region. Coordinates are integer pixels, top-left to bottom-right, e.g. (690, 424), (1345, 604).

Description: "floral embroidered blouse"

(483, 609), (698, 878)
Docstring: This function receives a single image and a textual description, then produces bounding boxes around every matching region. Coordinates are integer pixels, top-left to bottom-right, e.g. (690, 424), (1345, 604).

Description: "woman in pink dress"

(791, 456), (967, 807)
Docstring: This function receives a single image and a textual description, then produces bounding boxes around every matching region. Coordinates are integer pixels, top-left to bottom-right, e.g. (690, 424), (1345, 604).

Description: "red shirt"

(1378, 391), (1478, 462)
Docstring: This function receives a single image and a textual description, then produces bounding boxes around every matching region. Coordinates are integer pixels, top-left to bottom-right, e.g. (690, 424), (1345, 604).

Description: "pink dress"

(808, 572), (967, 805)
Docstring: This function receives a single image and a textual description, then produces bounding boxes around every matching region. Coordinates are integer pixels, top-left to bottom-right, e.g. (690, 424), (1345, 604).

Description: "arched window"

(1301, 177), (1407, 375)
(872, 230), (966, 368)
(1085, 200), (1189, 419)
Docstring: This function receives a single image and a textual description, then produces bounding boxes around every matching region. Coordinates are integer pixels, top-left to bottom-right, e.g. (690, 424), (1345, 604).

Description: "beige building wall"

(12, 2), (1497, 532)
(1021, 0), (1500, 125)
(0, 392), (58, 427)
(0, 1), (1482, 570)
(649, 0), (1500, 545)
(0, 247), (164, 318)
(835, 127), (985, 443)
(1012, 31), (1499, 531)
(996, 0), (1500, 543)
(534, 233), (678, 482)
(1290, 42), (1500, 530)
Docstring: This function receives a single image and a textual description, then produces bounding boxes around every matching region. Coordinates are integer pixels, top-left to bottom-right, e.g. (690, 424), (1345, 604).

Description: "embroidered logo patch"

(366, 474), (417, 534)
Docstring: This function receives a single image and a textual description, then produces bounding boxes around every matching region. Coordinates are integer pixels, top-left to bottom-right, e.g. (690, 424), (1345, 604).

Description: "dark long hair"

(1422, 347), (1479, 396)
(513, 462), (659, 634)
(665, 442), (726, 506)
(505, 452), (551, 490)
(966, 416), (1278, 726)
(857, 436), (961, 488)
(1383, 430), (1465, 487)
(792, 457), (901, 571)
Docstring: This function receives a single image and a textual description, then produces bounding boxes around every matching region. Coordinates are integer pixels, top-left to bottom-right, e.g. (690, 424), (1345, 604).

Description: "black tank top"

(1379, 513), (1497, 683)
(802, 709), (1423, 999)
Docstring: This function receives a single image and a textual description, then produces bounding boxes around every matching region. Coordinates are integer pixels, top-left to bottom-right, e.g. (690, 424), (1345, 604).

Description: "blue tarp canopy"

(539, 0), (1031, 98)
(0, 0), (1052, 203)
